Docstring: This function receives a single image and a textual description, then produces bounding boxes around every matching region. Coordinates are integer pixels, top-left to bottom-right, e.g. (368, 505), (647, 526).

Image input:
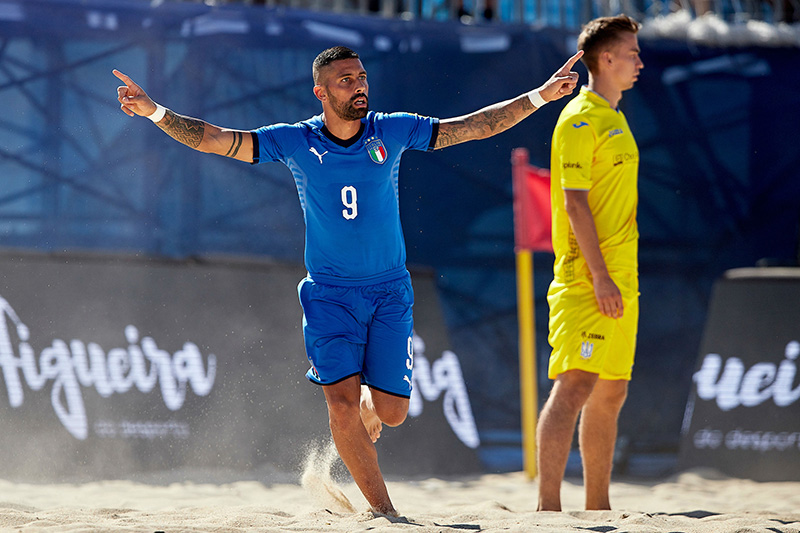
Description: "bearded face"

(327, 90), (369, 121)
(315, 57), (370, 123)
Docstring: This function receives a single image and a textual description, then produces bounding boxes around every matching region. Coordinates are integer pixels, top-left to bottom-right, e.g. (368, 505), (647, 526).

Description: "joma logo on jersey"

(580, 341), (594, 360)
(364, 137), (387, 164)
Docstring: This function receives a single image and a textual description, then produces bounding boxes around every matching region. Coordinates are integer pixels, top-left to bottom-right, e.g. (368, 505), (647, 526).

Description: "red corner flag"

(512, 147), (553, 253)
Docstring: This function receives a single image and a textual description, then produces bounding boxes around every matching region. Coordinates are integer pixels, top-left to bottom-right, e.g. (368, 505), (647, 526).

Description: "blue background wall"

(2, 0), (799, 472)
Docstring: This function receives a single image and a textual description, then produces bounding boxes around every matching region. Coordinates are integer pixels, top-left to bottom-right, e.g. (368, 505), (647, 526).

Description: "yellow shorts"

(546, 270), (639, 380)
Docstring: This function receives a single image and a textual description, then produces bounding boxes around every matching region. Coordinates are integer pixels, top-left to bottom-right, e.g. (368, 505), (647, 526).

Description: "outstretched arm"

(434, 50), (583, 150)
(113, 70), (253, 163)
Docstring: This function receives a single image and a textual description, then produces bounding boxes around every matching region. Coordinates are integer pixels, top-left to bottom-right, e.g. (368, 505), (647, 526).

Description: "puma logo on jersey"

(309, 147), (328, 164)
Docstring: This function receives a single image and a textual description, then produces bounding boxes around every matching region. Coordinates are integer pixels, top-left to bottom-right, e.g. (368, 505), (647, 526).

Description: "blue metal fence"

(228, 0), (796, 25)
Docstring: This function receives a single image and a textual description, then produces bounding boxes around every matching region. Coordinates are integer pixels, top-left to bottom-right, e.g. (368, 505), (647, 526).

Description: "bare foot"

(360, 385), (383, 443)
(371, 506), (400, 518)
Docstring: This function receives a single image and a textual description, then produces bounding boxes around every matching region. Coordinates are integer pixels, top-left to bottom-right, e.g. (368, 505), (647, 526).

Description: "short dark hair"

(577, 14), (640, 74)
(312, 46), (360, 85)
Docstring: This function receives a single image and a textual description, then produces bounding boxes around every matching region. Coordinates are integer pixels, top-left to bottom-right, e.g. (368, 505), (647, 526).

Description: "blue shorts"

(297, 273), (414, 398)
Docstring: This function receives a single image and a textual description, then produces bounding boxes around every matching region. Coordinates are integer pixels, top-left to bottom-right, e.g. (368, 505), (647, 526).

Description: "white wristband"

(146, 103), (166, 123)
(527, 89), (548, 109)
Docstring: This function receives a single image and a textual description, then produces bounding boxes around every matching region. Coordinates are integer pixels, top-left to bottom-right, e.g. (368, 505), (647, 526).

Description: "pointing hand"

(535, 50), (583, 104)
(113, 69), (157, 118)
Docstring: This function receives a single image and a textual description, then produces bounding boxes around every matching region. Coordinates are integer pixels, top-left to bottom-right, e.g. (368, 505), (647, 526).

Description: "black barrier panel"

(678, 268), (800, 481)
(0, 252), (481, 482)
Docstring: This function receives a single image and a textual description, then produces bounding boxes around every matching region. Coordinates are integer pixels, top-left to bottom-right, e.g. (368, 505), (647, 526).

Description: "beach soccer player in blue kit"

(114, 45), (582, 516)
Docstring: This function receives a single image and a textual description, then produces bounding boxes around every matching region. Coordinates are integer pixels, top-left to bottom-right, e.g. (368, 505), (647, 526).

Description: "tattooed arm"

(434, 50), (583, 150)
(154, 110), (252, 162)
(113, 69), (253, 163)
(435, 94), (536, 149)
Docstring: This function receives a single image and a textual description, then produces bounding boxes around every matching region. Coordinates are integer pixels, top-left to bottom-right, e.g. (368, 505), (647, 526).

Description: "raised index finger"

(112, 69), (136, 87)
(559, 50), (584, 74)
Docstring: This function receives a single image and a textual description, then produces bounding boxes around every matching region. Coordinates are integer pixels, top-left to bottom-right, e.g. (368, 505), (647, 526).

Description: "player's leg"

(359, 385), (383, 442)
(361, 274), (414, 430)
(579, 270), (638, 510)
(322, 376), (396, 516)
(359, 384), (410, 444)
(536, 369), (597, 511)
(339, 272), (412, 515)
(578, 377), (628, 510)
(298, 279), (396, 513)
(369, 386), (410, 427)
(539, 279), (602, 511)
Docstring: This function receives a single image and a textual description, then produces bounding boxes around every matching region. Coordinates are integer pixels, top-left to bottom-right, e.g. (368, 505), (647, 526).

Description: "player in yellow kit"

(548, 77), (640, 381)
(537, 14), (644, 512)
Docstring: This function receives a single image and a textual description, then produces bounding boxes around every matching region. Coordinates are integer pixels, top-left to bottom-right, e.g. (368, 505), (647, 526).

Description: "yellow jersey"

(550, 86), (639, 283)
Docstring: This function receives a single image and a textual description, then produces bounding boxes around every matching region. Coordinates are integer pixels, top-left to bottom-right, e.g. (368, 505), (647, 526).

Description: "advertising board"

(678, 268), (800, 481)
(0, 253), (481, 481)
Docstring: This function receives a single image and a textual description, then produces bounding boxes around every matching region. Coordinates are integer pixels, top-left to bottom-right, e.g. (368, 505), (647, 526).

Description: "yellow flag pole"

(516, 248), (538, 480)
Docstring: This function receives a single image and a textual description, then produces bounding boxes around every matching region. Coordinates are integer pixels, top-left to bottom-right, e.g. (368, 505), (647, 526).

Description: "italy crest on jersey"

(365, 137), (387, 164)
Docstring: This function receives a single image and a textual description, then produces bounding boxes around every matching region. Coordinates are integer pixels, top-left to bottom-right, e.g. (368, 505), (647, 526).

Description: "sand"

(0, 450), (798, 533)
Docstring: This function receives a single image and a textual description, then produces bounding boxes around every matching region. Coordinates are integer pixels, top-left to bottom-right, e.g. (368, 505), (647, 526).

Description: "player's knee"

(325, 393), (360, 425)
(551, 371), (597, 409)
(374, 400), (409, 427)
(379, 408), (407, 427)
(601, 383), (628, 409)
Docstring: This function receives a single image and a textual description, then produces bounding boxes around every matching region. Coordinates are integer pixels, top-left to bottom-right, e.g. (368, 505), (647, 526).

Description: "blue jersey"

(252, 111), (439, 286)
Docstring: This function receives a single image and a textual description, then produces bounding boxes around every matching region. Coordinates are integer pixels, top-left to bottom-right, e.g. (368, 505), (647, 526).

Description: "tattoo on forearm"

(435, 122), (469, 149)
(435, 96), (535, 150)
(520, 97), (535, 113)
(225, 131), (243, 158)
(157, 109), (205, 149)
